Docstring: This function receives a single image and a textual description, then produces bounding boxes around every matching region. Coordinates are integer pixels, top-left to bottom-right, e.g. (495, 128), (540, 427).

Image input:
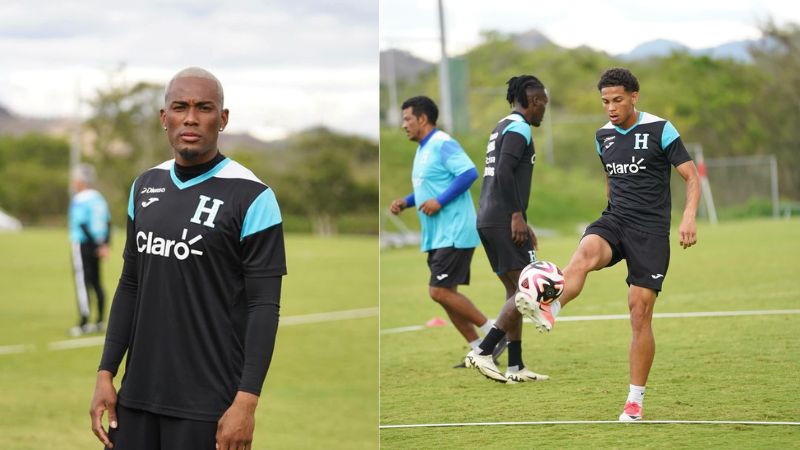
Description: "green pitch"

(0, 229), (377, 450)
(380, 219), (800, 448)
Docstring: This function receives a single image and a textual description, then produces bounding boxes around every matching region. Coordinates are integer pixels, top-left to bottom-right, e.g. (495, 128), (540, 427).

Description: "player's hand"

(418, 199), (442, 216)
(679, 213), (697, 249)
(510, 212), (528, 246)
(389, 198), (407, 215)
(97, 244), (110, 259)
(90, 370), (118, 449)
(216, 391), (258, 450)
(527, 224), (539, 251)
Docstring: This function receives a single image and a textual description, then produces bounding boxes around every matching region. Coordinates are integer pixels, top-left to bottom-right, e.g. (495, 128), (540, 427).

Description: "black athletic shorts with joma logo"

(426, 247), (474, 288)
(583, 213), (670, 292)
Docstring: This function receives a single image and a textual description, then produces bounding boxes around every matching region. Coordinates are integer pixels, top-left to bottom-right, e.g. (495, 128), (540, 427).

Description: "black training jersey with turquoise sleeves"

(595, 111), (692, 235)
(114, 157), (286, 421)
(477, 111), (535, 228)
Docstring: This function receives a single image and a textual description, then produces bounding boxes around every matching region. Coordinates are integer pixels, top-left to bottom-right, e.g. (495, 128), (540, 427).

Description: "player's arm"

(75, 202), (100, 247)
(218, 188), (286, 450)
(497, 131), (528, 245)
(596, 137), (611, 201)
(663, 125), (699, 249)
(390, 192), (415, 215)
(676, 160), (700, 249)
(91, 214), (139, 448)
(417, 140), (479, 216)
(217, 274), (281, 450)
(419, 167), (478, 216)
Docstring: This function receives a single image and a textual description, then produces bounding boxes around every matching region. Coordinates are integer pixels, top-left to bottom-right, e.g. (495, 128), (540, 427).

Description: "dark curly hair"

(401, 96), (438, 125)
(597, 67), (639, 93)
(506, 75), (545, 108)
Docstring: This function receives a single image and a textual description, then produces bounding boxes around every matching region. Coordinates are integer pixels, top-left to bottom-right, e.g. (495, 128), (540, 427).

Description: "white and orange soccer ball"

(517, 260), (565, 305)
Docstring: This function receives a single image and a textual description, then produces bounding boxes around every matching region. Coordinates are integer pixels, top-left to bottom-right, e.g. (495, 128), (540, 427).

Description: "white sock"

(469, 339), (482, 351)
(550, 300), (562, 317)
(507, 365), (521, 373)
(479, 320), (494, 336)
(627, 384), (646, 406)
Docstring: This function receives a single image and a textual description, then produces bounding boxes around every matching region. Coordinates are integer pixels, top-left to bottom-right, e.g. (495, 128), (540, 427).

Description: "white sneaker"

(68, 325), (87, 337)
(464, 350), (507, 383)
(514, 292), (555, 333)
(618, 401), (643, 421)
(504, 367), (550, 384)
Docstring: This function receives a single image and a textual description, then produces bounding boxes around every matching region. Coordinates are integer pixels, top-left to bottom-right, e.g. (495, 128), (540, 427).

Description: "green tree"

(84, 81), (169, 224)
(750, 21), (800, 198)
(0, 134), (70, 223)
(275, 128), (378, 235)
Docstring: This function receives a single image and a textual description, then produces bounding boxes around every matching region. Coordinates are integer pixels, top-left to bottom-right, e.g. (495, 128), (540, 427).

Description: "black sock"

(507, 340), (523, 368)
(478, 327), (506, 355)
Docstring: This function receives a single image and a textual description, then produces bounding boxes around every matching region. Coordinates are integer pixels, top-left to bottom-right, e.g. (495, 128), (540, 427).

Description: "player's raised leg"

(559, 234), (613, 307)
(513, 233), (614, 335)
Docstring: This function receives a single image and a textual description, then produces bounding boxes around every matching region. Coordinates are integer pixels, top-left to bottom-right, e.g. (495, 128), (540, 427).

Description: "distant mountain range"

(0, 104), (76, 136)
(619, 38), (763, 62)
(380, 49), (434, 84)
(0, 105), (287, 152)
(380, 29), (763, 83)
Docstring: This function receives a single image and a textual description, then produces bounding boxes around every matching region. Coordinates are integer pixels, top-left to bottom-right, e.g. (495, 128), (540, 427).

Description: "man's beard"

(178, 149), (200, 160)
(178, 148), (213, 161)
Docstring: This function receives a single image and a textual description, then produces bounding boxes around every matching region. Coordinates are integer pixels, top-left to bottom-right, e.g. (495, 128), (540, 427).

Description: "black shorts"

(106, 404), (217, 449)
(427, 247), (474, 287)
(583, 214), (670, 292)
(478, 227), (536, 275)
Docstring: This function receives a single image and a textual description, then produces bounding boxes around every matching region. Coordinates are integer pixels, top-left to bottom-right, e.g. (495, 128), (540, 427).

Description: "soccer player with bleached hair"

(90, 67), (286, 449)
(516, 67), (700, 421)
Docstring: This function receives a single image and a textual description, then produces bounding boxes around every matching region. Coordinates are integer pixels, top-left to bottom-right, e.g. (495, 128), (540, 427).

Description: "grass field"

(380, 218), (800, 448)
(0, 229), (378, 450)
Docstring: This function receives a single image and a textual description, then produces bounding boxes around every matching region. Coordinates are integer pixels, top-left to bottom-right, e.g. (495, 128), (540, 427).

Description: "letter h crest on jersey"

(190, 195), (225, 228)
(634, 133), (649, 150)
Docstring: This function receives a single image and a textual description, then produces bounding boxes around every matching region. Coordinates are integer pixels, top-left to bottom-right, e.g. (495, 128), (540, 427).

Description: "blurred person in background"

(68, 163), (110, 336)
(464, 75), (551, 384)
(390, 95), (505, 367)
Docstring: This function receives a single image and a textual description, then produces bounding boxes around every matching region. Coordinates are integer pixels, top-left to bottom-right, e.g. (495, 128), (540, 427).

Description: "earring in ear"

(219, 128), (224, 131)
(163, 127), (167, 130)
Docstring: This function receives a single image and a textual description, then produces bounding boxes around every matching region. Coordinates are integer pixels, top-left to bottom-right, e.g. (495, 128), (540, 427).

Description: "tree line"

(382, 21), (800, 201)
(0, 83), (377, 234)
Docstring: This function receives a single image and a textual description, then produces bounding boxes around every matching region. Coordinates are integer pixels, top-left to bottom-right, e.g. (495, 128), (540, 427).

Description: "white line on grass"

(380, 309), (800, 334)
(380, 420), (800, 429)
(281, 307), (378, 325)
(48, 336), (105, 351)
(1, 307), (378, 355)
(381, 325), (425, 334)
(0, 344), (35, 355)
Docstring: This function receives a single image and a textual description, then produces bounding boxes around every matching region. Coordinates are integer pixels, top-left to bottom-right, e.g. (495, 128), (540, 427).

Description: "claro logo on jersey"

(137, 228), (204, 260)
(606, 156), (647, 175)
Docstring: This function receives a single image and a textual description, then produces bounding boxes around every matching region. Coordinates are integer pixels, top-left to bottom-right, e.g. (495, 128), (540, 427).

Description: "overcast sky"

(380, 0), (800, 60)
(0, 0), (377, 140)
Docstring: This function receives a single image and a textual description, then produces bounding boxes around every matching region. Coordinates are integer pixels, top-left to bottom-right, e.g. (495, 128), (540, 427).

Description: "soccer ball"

(518, 260), (565, 305)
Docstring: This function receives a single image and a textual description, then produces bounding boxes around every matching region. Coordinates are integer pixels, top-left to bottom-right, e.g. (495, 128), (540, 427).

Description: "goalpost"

(680, 144), (780, 223)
